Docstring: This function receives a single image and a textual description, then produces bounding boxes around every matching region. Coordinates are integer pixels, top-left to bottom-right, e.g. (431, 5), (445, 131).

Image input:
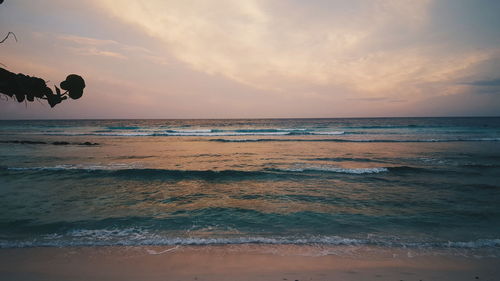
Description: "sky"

(1, 0), (499, 119)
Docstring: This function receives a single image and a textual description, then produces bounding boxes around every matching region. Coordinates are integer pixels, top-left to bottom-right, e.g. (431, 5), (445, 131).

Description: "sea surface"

(0, 118), (499, 256)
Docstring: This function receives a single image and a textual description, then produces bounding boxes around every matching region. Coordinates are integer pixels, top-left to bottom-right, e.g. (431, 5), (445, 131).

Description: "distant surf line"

(210, 138), (500, 143)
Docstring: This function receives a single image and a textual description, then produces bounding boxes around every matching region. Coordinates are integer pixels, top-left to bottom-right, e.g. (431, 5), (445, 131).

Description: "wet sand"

(0, 245), (498, 281)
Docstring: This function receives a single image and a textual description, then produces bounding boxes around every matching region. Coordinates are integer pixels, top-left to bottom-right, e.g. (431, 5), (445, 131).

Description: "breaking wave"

(276, 166), (389, 174)
(1, 164), (437, 181)
(1, 227), (498, 250)
(210, 138), (500, 143)
(40, 128), (346, 137)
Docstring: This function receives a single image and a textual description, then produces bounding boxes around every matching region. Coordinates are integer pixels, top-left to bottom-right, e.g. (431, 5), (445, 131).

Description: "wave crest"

(277, 165), (389, 174)
(1, 228), (499, 250)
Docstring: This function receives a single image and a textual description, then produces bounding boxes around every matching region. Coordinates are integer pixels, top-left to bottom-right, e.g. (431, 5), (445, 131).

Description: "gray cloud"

(465, 78), (500, 87)
(462, 78), (500, 95)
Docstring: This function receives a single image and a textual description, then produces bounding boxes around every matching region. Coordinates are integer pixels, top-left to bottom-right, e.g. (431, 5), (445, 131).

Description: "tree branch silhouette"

(0, 68), (85, 107)
(0, 0), (86, 108)
(0, 31), (17, 43)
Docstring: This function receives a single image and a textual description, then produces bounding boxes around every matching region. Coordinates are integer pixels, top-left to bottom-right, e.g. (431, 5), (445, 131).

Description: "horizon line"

(1, 115), (500, 121)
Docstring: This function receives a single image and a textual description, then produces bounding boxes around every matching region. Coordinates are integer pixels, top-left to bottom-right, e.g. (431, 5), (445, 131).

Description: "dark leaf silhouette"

(1, 0), (85, 108)
(0, 67), (85, 107)
(60, 74), (86, 100)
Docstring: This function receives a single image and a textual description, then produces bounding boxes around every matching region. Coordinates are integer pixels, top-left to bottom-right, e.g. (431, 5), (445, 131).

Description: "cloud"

(348, 97), (407, 103)
(58, 34), (119, 46)
(56, 34), (137, 60)
(46, 33), (170, 65)
(93, 0), (497, 101)
(465, 78), (500, 87)
(461, 78), (500, 95)
(3, 0), (500, 118)
(66, 46), (127, 59)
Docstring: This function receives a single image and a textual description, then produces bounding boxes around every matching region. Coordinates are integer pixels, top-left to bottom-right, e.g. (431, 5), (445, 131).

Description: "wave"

(2, 164), (433, 180)
(305, 131), (346, 135)
(306, 157), (387, 163)
(1, 228), (498, 249)
(41, 132), (290, 137)
(163, 128), (345, 136)
(276, 166), (389, 174)
(234, 129), (296, 133)
(2, 166), (282, 181)
(3, 163), (393, 175)
(339, 125), (445, 129)
(39, 128), (347, 137)
(462, 163), (500, 168)
(1, 163), (380, 176)
(35, 127), (500, 141)
(210, 138), (500, 143)
(4, 163), (141, 171)
(0, 140), (99, 146)
(106, 126), (141, 130)
(160, 132), (291, 136)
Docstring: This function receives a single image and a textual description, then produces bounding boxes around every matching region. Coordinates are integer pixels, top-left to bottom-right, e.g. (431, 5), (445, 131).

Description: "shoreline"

(1, 245), (498, 281)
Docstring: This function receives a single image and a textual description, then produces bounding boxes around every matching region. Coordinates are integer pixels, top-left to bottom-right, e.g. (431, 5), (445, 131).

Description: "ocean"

(0, 117), (499, 256)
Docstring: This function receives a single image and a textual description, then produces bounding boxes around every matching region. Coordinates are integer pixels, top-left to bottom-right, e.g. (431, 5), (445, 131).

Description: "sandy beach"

(1, 245), (498, 281)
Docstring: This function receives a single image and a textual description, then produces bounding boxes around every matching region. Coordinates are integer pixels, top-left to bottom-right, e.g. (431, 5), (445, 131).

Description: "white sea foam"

(41, 132), (93, 136)
(36, 129), (500, 141)
(7, 163), (141, 171)
(310, 131), (345, 135)
(37, 128), (349, 137)
(2, 229), (499, 252)
(446, 239), (500, 248)
(98, 132), (151, 136)
(42, 131), (293, 137)
(161, 132), (290, 136)
(210, 138), (500, 143)
(281, 165), (389, 174)
(6, 164), (388, 174)
(169, 129), (213, 133)
(276, 128), (308, 131)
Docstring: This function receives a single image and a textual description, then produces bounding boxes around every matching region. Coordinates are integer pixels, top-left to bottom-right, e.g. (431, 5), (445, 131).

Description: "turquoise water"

(0, 118), (499, 254)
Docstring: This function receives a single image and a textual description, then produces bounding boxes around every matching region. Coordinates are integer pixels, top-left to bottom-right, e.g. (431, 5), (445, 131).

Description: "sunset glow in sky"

(1, 0), (499, 119)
